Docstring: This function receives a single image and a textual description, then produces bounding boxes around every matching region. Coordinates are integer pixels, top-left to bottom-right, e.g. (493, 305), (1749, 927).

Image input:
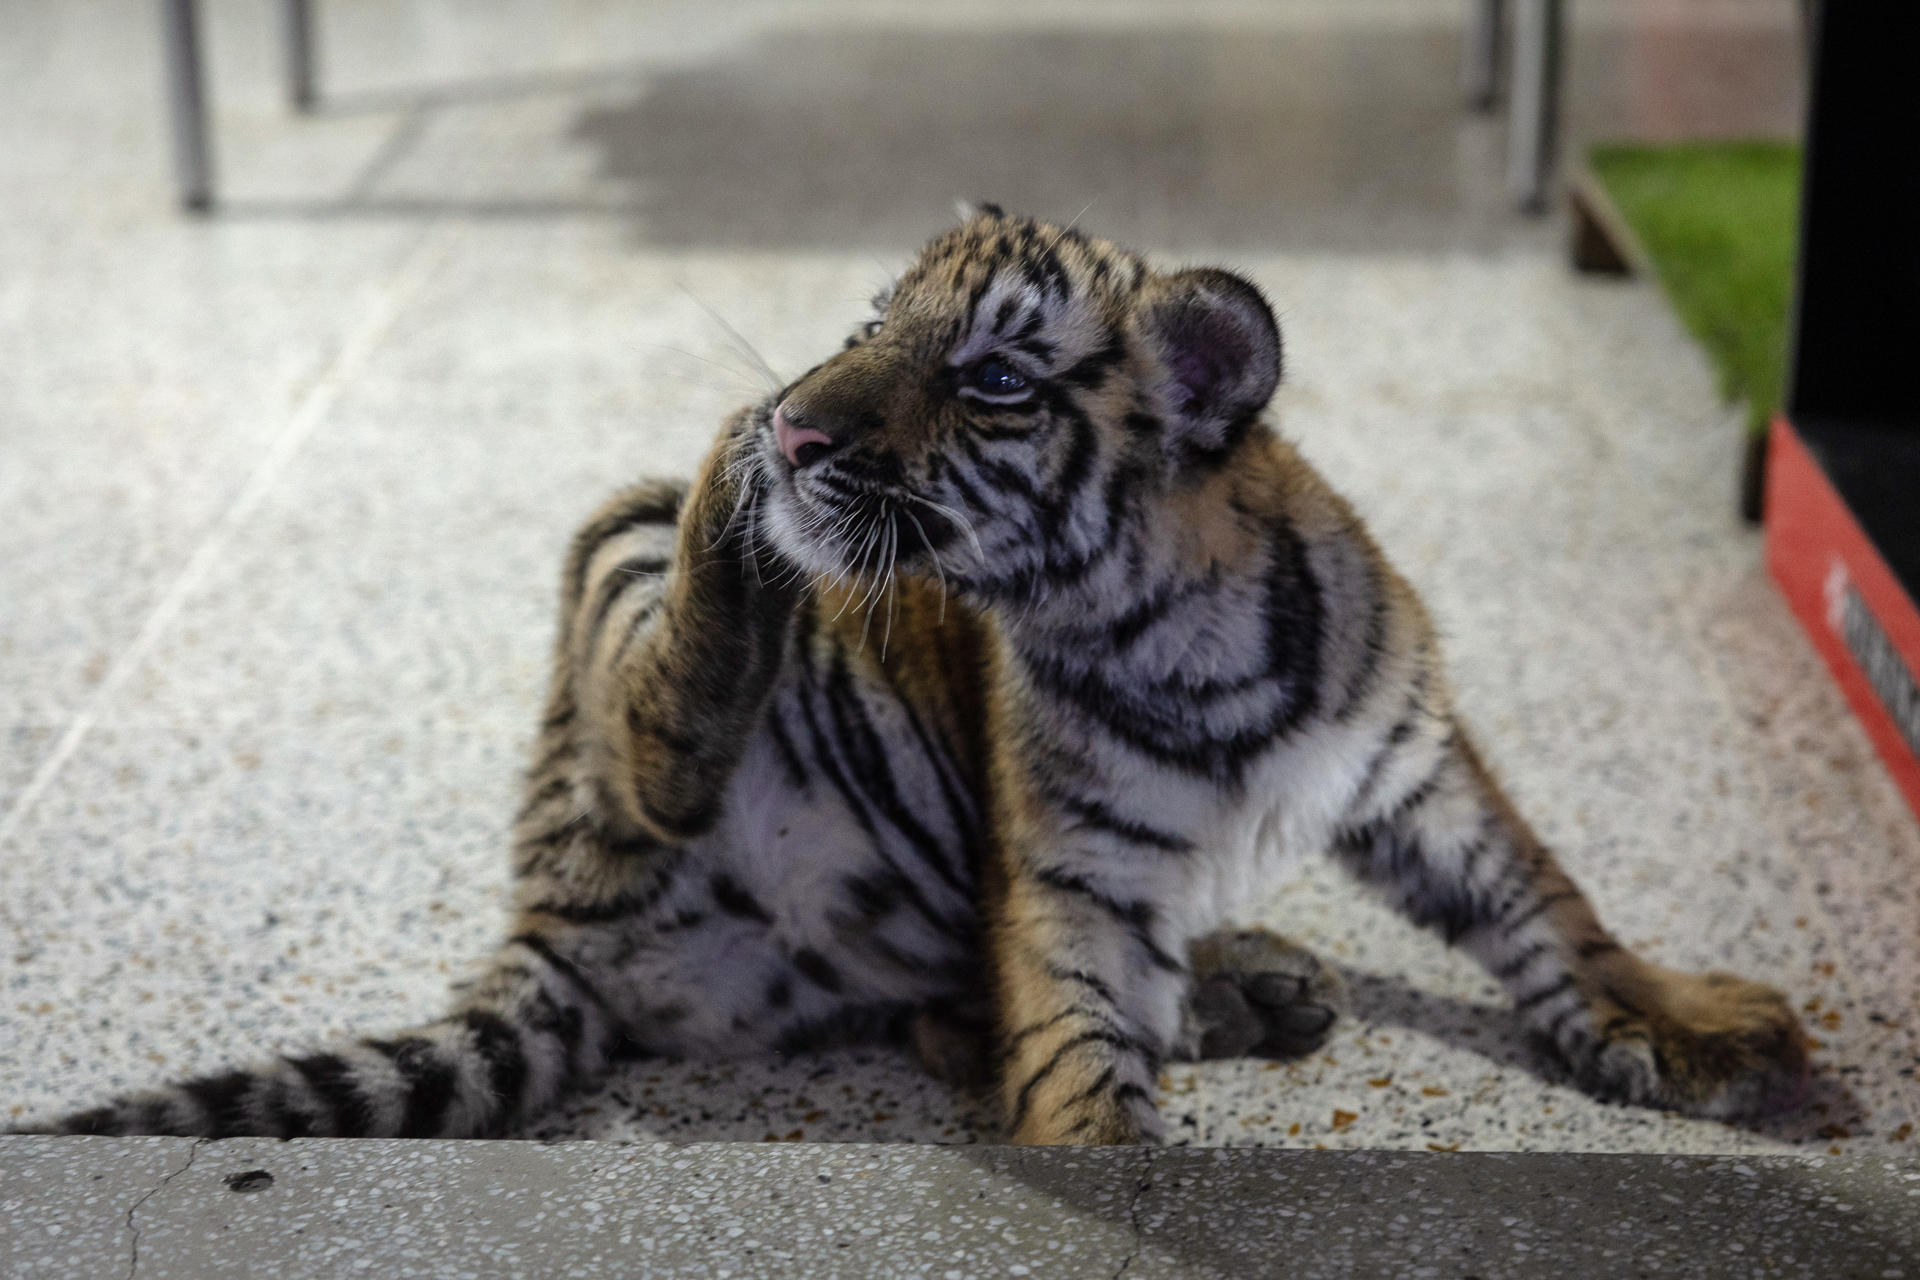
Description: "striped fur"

(26, 209), (1807, 1142)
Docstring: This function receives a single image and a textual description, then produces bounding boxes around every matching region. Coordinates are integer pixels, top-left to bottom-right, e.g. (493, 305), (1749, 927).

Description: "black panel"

(1786, 5), (1920, 430)
(1795, 418), (1920, 598)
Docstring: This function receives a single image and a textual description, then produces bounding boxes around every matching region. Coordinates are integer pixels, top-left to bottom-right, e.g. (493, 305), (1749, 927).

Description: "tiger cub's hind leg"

(563, 407), (802, 850)
(1176, 928), (1343, 1062)
(1335, 725), (1809, 1118)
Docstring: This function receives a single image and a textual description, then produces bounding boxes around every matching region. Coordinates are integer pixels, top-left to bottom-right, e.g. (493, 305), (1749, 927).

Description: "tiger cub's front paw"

(1181, 928), (1344, 1061)
(1576, 967), (1809, 1119)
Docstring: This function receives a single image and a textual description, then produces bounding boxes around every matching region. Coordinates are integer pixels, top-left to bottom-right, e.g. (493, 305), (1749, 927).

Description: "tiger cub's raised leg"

(557, 408), (802, 851)
(506, 406), (812, 1070)
(1335, 728), (1809, 1117)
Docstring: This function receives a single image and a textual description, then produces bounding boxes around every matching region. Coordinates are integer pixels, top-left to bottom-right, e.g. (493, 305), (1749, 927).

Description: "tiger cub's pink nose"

(773, 404), (835, 469)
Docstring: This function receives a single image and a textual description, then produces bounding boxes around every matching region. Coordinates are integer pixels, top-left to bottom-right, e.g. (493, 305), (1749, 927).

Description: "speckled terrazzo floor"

(5, 0), (1912, 1160)
(5, 1139), (1918, 1278)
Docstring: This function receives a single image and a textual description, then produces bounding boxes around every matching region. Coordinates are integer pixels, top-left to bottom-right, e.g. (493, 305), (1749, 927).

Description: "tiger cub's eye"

(963, 358), (1032, 401)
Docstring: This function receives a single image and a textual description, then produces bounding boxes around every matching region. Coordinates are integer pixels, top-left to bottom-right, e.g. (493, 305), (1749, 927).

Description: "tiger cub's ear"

(1141, 268), (1282, 463)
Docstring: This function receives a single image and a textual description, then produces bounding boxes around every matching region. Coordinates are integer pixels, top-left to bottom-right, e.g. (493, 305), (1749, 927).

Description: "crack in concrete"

(1111, 1148), (1157, 1280)
(124, 1138), (209, 1280)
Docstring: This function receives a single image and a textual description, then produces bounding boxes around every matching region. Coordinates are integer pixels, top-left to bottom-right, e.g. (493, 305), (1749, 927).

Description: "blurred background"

(3, 1), (1914, 1157)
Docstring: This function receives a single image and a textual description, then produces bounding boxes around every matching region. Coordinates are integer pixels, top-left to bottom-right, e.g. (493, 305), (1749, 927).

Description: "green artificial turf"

(1587, 141), (1801, 435)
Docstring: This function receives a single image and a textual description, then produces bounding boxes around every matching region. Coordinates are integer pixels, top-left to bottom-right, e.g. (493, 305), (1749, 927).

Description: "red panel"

(1764, 415), (1920, 819)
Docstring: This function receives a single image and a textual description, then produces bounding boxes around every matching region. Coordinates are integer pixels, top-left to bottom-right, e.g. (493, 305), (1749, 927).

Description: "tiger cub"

(29, 207), (1807, 1144)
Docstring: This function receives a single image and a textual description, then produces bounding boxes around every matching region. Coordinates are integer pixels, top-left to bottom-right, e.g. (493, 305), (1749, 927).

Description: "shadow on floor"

(568, 22), (1513, 256)
(222, 21), (1523, 257)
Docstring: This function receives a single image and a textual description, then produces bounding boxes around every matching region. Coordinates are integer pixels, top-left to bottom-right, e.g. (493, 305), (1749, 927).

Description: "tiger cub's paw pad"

(1187, 930), (1343, 1060)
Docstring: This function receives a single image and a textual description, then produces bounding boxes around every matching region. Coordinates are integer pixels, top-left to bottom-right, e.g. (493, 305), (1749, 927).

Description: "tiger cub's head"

(753, 205), (1281, 602)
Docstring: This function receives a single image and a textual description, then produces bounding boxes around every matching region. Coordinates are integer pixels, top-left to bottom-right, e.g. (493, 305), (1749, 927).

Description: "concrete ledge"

(3, 1137), (1916, 1278)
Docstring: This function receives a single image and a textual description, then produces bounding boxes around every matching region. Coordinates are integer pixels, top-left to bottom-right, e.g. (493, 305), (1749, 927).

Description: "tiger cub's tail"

(21, 942), (629, 1139)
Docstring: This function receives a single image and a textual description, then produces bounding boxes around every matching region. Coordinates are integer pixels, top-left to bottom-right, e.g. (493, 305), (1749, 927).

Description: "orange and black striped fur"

(27, 208), (1808, 1143)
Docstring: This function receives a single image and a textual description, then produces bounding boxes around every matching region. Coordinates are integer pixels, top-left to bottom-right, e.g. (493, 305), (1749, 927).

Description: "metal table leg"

(283, 0), (317, 111)
(1506, 0), (1564, 213)
(1462, 0), (1505, 111)
(159, 0), (214, 211)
